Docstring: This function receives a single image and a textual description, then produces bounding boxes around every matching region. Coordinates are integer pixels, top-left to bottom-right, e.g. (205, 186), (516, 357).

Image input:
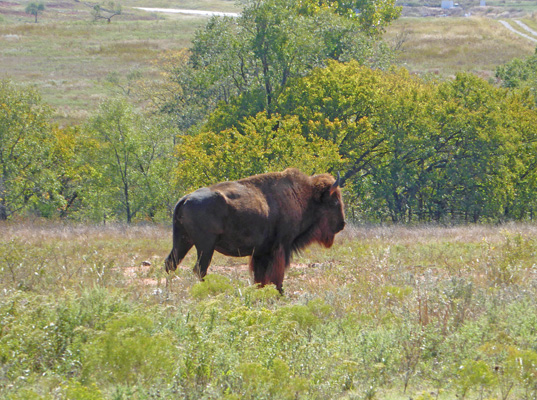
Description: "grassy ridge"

(385, 16), (536, 78)
(0, 0), (237, 123)
(2, 223), (537, 398)
(0, 15), (206, 123)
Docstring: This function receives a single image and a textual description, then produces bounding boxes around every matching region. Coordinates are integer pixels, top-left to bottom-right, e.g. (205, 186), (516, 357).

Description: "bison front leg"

(250, 253), (270, 287)
(250, 245), (288, 294)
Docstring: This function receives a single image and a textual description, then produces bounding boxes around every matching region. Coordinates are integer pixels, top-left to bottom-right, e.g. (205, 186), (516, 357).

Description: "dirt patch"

(122, 261), (327, 287)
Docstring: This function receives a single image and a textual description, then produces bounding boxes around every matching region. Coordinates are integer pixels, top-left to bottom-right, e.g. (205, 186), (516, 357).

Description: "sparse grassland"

(385, 16), (536, 79)
(0, 14), (207, 123)
(2, 222), (537, 399)
(2, 1), (537, 123)
(0, 0), (238, 124)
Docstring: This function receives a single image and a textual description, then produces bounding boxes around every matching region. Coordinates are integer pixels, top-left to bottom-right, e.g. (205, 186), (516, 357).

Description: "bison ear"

(313, 173), (340, 202)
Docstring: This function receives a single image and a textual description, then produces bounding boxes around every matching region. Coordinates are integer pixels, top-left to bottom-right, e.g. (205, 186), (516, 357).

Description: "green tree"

(159, 0), (399, 132)
(25, 2), (45, 23)
(47, 126), (94, 219)
(84, 99), (174, 223)
(315, 0), (401, 36)
(277, 62), (537, 222)
(174, 112), (340, 191)
(0, 80), (54, 220)
(494, 87), (537, 220)
(496, 48), (537, 95)
(278, 62), (436, 221)
(91, 1), (121, 23)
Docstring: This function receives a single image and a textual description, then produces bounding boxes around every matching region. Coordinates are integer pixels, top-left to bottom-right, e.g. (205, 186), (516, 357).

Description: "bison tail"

(165, 198), (192, 273)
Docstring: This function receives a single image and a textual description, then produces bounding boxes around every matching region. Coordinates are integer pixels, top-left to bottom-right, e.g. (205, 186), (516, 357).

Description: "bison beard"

(165, 169), (345, 293)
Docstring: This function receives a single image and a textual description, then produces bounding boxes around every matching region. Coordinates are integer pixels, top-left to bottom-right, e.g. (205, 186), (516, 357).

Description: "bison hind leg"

(193, 241), (216, 280)
(165, 241), (193, 273)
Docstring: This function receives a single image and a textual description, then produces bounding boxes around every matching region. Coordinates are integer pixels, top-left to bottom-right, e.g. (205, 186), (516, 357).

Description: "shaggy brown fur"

(165, 169), (345, 293)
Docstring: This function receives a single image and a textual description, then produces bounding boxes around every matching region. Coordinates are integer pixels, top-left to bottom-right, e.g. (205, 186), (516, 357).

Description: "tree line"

(1, 0), (537, 223)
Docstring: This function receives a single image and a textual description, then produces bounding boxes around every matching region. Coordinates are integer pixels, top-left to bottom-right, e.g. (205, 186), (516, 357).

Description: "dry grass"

(0, 1), (218, 124)
(3, 221), (536, 301)
(385, 16), (536, 79)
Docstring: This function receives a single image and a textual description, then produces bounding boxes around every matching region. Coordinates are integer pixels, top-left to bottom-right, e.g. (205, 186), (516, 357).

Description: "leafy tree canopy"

(83, 99), (175, 223)
(158, 0), (400, 132)
(174, 112), (341, 192)
(0, 80), (55, 220)
(25, 2), (45, 23)
(496, 47), (537, 100)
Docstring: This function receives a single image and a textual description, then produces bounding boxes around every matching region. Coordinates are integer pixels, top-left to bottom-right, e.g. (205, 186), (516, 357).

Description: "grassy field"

(0, 1), (211, 124)
(2, 2), (537, 398)
(1, 222), (537, 399)
(384, 16), (537, 79)
(0, 0), (238, 124)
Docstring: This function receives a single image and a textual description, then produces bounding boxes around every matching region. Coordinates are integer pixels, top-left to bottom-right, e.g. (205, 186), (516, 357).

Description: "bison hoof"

(164, 260), (176, 273)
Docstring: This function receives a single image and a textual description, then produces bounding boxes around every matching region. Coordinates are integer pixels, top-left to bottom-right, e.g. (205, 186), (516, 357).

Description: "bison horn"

(330, 172), (341, 195)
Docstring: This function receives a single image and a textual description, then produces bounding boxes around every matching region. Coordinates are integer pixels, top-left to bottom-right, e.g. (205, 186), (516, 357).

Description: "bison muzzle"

(164, 168), (345, 293)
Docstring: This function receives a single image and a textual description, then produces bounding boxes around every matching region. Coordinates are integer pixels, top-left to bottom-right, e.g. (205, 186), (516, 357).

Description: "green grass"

(2, 222), (537, 399)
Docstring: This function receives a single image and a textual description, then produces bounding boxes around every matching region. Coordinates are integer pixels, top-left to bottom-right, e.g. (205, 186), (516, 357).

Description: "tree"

(25, 2), (45, 23)
(0, 80), (54, 220)
(90, 1), (121, 23)
(279, 61), (443, 222)
(174, 112), (341, 192)
(159, 0), (400, 132)
(314, 0), (401, 37)
(47, 125), (94, 219)
(496, 48), (537, 101)
(84, 99), (174, 223)
(276, 62), (537, 222)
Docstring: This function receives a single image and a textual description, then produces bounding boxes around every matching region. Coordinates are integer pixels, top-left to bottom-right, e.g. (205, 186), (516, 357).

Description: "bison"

(164, 168), (345, 293)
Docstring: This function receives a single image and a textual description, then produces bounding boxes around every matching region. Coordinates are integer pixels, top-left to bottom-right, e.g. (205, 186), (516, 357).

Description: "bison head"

(311, 172), (345, 248)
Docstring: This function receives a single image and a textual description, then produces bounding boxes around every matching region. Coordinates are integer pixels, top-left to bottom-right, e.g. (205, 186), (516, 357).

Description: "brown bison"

(164, 168), (345, 293)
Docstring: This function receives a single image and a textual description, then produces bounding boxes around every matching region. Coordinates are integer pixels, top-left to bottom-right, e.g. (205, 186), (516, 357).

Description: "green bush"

(82, 313), (177, 386)
(190, 274), (235, 299)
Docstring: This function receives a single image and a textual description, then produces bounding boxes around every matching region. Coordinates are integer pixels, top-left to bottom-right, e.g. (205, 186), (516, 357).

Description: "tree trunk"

(0, 203), (7, 220)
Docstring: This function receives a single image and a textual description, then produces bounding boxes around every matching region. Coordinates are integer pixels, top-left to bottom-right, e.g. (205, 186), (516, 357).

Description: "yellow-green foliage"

(82, 314), (177, 386)
(62, 381), (105, 400)
(190, 274), (235, 299)
(175, 112), (341, 191)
